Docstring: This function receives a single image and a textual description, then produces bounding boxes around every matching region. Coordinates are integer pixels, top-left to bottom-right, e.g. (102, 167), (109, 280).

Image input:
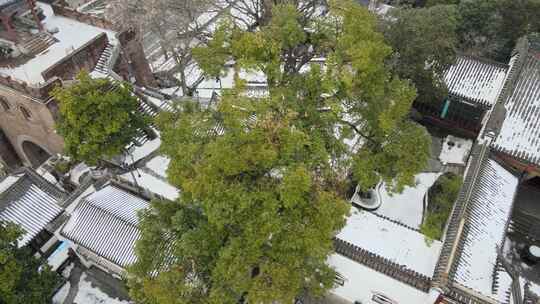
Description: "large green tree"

(129, 2), (430, 303)
(383, 5), (458, 104)
(456, 0), (540, 61)
(0, 222), (60, 304)
(52, 71), (150, 165)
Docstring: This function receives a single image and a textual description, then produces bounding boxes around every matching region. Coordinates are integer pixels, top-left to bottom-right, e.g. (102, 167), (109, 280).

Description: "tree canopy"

(52, 71), (150, 165)
(0, 221), (60, 304)
(128, 1), (430, 303)
(456, 0), (540, 61)
(383, 4), (458, 104)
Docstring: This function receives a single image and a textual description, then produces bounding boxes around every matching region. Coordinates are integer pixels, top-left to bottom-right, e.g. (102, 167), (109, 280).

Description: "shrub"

(420, 172), (462, 242)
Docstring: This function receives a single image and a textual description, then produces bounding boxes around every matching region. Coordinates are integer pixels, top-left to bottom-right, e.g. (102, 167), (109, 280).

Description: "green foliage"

(52, 71), (150, 165)
(420, 172), (462, 242)
(0, 221), (60, 304)
(426, 0), (460, 6)
(456, 0), (540, 61)
(53, 159), (71, 174)
(383, 5), (458, 104)
(129, 1), (431, 303)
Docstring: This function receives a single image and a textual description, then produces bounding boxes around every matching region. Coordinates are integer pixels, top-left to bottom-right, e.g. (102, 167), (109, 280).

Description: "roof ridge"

(22, 167), (67, 200)
(455, 53), (509, 69)
(83, 184), (147, 225)
(80, 196), (140, 228)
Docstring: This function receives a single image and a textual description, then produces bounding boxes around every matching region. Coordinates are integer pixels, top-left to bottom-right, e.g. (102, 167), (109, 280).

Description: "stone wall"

(0, 128), (21, 169)
(0, 75), (61, 100)
(42, 32), (108, 81)
(0, 86), (63, 167)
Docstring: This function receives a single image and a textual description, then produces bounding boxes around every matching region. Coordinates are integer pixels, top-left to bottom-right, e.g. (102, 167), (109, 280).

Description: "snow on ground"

(62, 262), (75, 278)
(52, 282), (70, 304)
(74, 273), (130, 304)
(145, 155), (170, 178)
(336, 208), (442, 277)
(124, 136), (161, 165)
(438, 135), (473, 165)
(121, 170), (179, 201)
(527, 281), (540, 298)
(328, 254), (440, 304)
(375, 173), (441, 229)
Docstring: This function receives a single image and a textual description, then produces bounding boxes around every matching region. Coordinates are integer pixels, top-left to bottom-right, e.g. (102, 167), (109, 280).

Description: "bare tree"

(107, 0), (229, 95)
(107, 0), (328, 95)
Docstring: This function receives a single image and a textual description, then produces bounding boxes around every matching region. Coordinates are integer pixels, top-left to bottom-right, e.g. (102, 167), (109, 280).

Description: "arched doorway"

(21, 140), (51, 168)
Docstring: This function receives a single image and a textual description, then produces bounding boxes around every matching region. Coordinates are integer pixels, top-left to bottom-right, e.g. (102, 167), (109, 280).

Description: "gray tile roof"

(492, 37), (540, 166)
(0, 168), (66, 246)
(444, 55), (508, 107)
(450, 158), (518, 302)
(432, 142), (520, 303)
(62, 184), (149, 268)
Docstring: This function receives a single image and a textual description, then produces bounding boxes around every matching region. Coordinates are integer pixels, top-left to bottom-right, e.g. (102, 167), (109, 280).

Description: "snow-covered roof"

(451, 159), (518, 300)
(336, 208), (442, 277)
(120, 170), (179, 201)
(0, 169), (65, 246)
(329, 254), (440, 304)
(438, 135), (473, 166)
(0, 2), (117, 85)
(62, 184), (149, 268)
(492, 52), (540, 166)
(375, 172), (440, 229)
(444, 56), (508, 107)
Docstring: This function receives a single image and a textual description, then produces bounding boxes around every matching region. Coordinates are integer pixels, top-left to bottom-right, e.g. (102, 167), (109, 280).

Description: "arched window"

(19, 106), (32, 120)
(0, 97), (10, 112)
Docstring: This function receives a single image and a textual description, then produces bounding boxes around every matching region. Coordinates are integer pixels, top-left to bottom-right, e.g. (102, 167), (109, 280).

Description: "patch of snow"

(62, 262), (75, 278)
(160, 86), (181, 97)
(444, 56), (507, 107)
(125, 136), (161, 165)
(121, 170), (179, 201)
(69, 163), (91, 185)
(329, 254), (440, 304)
(376, 173), (441, 229)
(36, 166), (60, 185)
(438, 135), (473, 165)
(528, 281), (540, 298)
(52, 282), (70, 304)
(453, 159), (518, 300)
(0, 175), (21, 194)
(492, 55), (540, 165)
(336, 208), (442, 277)
(145, 156), (170, 178)
(74, 273), (130, 304)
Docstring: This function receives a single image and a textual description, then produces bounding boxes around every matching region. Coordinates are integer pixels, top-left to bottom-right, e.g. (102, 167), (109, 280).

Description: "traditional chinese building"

(416, 55), (508, 137)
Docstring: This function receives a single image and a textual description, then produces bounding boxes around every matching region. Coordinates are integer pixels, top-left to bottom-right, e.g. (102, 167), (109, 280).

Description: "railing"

(333, 238), (432, 292)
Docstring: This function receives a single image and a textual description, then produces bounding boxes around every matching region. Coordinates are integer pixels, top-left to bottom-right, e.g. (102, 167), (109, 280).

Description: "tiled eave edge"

(431, 144), (488, 287)
(333, 238), (432, 292)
